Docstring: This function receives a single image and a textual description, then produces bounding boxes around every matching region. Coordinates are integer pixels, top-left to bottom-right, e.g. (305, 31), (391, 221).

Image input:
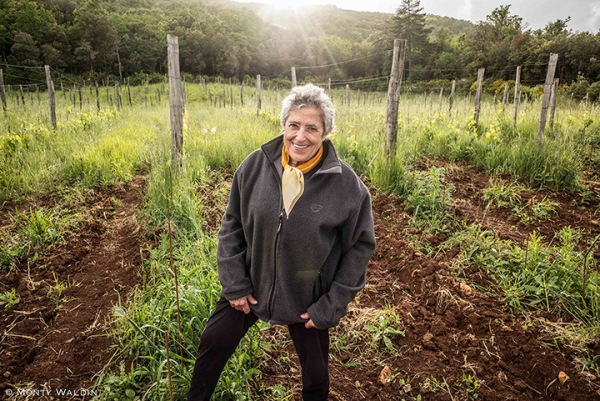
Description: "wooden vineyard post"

(291, 67), (297, 88)
(167, 34), (184, 168)
(19, 85), (25, 109)
(346, 84), (350, 107)
(115, 82), (121, 111)
(95, 81), (100, 112)
(429, 90), (434, 111)
(513, 66), (522, 127)
(473, 68), (485, 126)
(44, 65), (57, 129)
(537, 53), (559, 149)
(127, 79), (132, 107)
(256, 74), (262, 116)
(448, 80), (456, 118)
(385, 38), (406, 159)
(240, 79), (244, 106)
(438, 87), (444, 111)
(549, 78), (559, 128)
(0, 69), (6, 113)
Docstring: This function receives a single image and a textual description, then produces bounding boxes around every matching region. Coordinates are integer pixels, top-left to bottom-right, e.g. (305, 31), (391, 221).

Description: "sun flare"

(235, 0), (325, 12)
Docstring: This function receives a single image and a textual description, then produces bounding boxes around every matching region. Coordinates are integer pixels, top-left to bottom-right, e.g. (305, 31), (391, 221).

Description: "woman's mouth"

(292, 142), (309, 150)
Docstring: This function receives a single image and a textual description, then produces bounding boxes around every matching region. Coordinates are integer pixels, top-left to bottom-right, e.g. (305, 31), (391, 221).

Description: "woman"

(188, 84), (376, 401)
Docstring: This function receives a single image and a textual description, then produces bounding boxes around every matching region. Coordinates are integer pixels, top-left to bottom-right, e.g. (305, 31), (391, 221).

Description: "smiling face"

(283, 106), (325, 166)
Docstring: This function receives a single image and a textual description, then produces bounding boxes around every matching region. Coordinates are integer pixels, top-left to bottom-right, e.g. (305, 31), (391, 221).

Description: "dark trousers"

(187, 298), (330, 401)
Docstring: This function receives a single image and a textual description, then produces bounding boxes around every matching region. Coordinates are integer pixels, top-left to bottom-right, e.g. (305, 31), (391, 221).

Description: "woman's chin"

(290, 148), (315, 163)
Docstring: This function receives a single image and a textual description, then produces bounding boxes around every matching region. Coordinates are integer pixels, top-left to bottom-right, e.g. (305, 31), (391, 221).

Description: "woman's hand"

(300, 312), (316, 329)
(229, 294), (258, 314)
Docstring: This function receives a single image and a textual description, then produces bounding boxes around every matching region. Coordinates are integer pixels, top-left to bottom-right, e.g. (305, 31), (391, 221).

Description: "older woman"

(188, 84), (376, 401)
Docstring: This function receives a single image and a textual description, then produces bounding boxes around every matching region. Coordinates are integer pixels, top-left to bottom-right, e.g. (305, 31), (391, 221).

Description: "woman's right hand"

(229, 294), (258, 314)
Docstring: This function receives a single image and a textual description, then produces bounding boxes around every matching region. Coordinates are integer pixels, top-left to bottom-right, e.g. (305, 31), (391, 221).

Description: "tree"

(74, 40), (97, 75)
(9, 31), (39, 66)
(390, 0), (432, 81)
(11, 1), (57, 42)
(463, 5), (528, 79)
(70, 1), (119, 77)
(486, 5), (523, 39)
(543, 17), (571, 38)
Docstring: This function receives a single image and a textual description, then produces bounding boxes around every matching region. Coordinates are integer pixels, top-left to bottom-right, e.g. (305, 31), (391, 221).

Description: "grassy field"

(1, 81), (599, 399)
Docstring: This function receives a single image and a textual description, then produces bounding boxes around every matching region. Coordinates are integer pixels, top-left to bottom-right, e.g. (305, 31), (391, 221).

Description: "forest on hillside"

(0, 0), (599, 97)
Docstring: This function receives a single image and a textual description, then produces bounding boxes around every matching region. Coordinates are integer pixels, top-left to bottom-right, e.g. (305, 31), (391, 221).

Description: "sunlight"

(270, 0), (307, 11)
(236, 0), (327, 12)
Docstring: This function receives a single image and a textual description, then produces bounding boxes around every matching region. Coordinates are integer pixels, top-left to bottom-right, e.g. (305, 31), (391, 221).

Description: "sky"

(232, 0), (600, 33)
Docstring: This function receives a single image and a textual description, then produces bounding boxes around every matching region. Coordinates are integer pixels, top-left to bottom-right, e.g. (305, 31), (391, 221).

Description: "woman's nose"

(296, 128), (307, 140)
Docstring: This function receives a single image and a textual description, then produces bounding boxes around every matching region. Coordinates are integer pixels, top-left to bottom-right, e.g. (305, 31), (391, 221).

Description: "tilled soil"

(260, 161), (600, 401)
(1, 162), (599, 401)
(0, 176), (147, 399)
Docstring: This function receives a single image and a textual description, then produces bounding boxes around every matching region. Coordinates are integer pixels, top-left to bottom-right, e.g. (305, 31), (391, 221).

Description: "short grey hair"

(280, 84), (335, 138)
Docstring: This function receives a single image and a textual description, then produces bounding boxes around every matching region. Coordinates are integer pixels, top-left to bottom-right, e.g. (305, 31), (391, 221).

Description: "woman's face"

(283, 106), (325, 166)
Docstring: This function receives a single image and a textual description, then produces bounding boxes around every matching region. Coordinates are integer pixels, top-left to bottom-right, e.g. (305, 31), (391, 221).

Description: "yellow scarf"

(281, 144), (323, 217)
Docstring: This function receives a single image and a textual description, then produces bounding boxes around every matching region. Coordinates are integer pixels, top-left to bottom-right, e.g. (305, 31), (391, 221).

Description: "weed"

(529, 196), (559, 220)
(0, 288), (20, 310)
(460, 373), (481, 398)
(403, 167), (454, 221)
(364, 309), (405, 352)
(265, 385), (293, 401)
(17, 208), (67, 249)
(0, 207), (79, 270)
(452, 224), (600, 328)
(482, 178), (524, 209)
(46, 272), (70, 308)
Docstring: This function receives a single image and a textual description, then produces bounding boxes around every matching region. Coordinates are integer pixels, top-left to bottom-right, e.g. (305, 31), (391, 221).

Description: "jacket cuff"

(221, 286), (254, 301)
(307, 303), (340, 330)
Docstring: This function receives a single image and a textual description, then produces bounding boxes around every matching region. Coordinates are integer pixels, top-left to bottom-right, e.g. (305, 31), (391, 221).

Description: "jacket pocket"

(312, 270), (326, 300)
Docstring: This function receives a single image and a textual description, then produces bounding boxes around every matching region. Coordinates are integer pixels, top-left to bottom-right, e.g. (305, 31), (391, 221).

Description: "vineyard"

(0, 77), (599, 401)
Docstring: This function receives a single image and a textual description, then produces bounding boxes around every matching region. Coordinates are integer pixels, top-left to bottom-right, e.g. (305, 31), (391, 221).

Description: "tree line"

(1, 0), (599, 99)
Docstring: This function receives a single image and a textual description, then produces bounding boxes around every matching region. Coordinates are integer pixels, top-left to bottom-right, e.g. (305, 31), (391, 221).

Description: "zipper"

(317, 269), (325, 298)
(267, 210), (284, 320)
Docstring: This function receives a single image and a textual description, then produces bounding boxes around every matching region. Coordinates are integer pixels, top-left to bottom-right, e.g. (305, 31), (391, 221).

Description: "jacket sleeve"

(307, 188), (376, 329)
(217, 169), (254, 300)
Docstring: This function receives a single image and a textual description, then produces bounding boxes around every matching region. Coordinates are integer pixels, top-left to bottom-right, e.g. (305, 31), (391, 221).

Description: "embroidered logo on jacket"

(310, 203), (323, 213)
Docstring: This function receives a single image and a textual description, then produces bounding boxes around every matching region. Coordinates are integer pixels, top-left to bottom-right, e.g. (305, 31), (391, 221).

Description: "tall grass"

(97, 163), (265, 400)
(447, 224), (600, 335)
(0, 106), (161, 201)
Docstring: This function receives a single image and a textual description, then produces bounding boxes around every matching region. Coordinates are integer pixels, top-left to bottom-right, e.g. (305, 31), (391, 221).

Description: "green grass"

(448, 224), (600, 331)
(0, 206), (81, 270)
(96, 134), (265, 399)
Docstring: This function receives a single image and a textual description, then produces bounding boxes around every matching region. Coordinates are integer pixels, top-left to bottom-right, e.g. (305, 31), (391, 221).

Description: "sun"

(234, 0), (324, 12)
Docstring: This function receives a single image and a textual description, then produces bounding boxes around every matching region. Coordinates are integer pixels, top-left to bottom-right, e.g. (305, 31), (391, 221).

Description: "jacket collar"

(261, 135), (342, 175)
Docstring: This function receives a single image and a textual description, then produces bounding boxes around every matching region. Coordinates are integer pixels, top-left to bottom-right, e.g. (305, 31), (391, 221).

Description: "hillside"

(224, 1), (474, 41)
(1, 0), (597, 88)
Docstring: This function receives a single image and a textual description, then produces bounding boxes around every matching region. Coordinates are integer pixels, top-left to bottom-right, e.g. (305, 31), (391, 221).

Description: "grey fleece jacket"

(217, 135), (376, 329)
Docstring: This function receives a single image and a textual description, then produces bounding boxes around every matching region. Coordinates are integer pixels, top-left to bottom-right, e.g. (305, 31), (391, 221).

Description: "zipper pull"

(277, 212), (283, 232)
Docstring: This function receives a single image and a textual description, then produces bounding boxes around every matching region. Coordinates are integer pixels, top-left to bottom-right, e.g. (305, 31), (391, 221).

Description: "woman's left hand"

(300, 312), (316, 329)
